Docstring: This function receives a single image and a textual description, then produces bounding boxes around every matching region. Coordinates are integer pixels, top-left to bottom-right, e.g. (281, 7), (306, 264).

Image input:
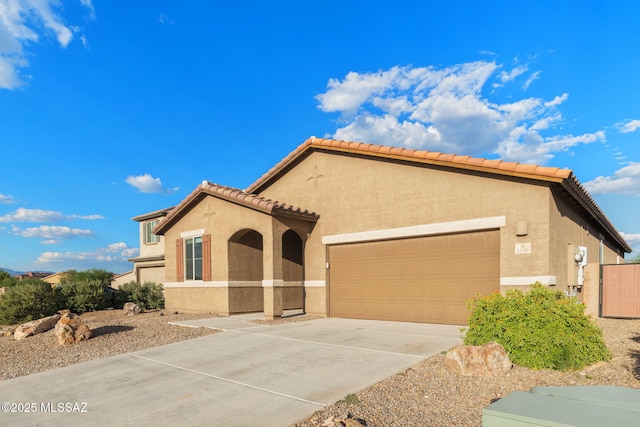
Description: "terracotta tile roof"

(247, 137), (571, 194)
(247, 137), (630, 253)
(153, 181), (318, 235)
(199, 181), (318, 218)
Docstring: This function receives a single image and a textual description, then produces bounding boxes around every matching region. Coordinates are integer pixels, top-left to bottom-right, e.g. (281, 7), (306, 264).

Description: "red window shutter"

(203, 234), (212, 281)
(176, 239), (184, 282)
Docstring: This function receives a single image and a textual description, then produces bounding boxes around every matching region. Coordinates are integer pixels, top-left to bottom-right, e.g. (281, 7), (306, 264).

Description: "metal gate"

(601, 263), (640, 318)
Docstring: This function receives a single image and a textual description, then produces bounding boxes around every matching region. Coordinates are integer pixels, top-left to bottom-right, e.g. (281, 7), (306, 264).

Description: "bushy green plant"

(0, 281), (58, 325)
(56, 280), (113, 313)
(59, 268), (114, 286)
(465, 283), (611, 371)
(116, 281), (164, 310)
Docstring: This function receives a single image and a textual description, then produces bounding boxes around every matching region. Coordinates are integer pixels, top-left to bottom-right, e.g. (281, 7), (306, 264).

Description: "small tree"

(57, 280), (113, 313)
(0, 270), (19, 288)
(60, 268), (113, 286)
(0, 280), (58, 325)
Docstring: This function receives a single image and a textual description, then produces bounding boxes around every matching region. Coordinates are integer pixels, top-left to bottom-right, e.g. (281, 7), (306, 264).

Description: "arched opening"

(228, 229), (263, 313)
(282, 229), (304, 312)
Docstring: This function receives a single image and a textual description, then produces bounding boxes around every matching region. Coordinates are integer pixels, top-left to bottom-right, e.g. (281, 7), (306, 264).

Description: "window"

(144, 220), (160, 244)
(184, 236), (203, 280)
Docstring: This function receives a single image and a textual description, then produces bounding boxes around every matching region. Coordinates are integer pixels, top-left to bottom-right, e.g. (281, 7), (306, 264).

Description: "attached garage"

(327, 230), (500, 325)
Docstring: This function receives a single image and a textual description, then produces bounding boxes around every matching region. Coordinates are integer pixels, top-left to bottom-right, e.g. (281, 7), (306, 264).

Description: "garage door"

(328, 230), (500, 325)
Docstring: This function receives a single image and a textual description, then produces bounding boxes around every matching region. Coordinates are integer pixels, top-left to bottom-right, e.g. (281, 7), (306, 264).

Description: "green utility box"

(483, 386), (640, 427)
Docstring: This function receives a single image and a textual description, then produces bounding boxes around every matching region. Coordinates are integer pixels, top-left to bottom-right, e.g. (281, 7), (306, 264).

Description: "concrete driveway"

(0, 314), (462, 427)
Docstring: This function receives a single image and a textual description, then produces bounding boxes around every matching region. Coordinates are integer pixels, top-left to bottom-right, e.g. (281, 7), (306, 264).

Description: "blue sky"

(1, 1), (640, 274)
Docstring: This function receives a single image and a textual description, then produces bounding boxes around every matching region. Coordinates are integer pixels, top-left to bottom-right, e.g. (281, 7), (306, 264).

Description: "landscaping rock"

(54, 313), (92, 345)
(444, 342), (512, 376)
(14, 314), (61, 341)
(123, 302), (142, 316)
(322, 413), (367, 427)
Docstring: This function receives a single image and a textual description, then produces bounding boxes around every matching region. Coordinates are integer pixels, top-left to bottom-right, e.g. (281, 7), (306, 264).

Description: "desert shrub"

(116, 281), (164, 310)
(56, 280), (113, 313)
(465, 283), (611, 371)
(0, 281), (58, 325)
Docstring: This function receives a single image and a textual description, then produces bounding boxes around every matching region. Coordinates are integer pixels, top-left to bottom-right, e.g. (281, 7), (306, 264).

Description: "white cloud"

(496, 131), (605, 164)
(620, 232), (640, 248)
(41, 239), (62, 244)
(37, 242), (137, 264)
(522, 70), (541, 90)
(0, 207), (104, 222)
(158, 13), (175, 25)
(11, 225), (94, 239)
(618, 119), (640, 134)
(498, 65), (528, 85)
(126, 174), (179, 194)
(583, 162), (640, 195)
(317, 61), (600, 165)
(0, 0), (94, 89)
(0, 193), (16, 204)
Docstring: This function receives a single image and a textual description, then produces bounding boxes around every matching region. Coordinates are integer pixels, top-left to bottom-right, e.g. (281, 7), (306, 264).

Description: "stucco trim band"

(180, 229), (205, 238)
(303, 280), (326, 287)
(500, 276), (557, 286)
(164, 281), (228, 288)
(164, 280), (321, 288)
(322, 216), (507, 245)
(262, 279), (285, 288)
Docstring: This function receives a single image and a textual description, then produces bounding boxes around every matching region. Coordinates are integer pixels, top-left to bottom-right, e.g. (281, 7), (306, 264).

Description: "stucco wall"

(258, 151), (560, 289)
(165, 286), (229, 313)
(138, 265), (165, 285)
(138, 220), (166, 258)
(548, 187), (623, 293)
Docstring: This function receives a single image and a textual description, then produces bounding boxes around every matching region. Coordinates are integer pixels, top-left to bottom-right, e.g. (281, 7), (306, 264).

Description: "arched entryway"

(228, 229), (264, 313)
(282, 229), (304, 312)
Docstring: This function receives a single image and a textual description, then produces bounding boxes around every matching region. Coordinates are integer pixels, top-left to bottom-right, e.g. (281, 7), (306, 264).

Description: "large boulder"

(123, 302), (142, 316)
(444, 342), (512, 376)
(14, 313), (61, 341)
(54, 313), (92, 345)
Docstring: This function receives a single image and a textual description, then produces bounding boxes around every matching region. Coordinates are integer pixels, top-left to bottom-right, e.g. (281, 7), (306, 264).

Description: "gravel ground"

(1, 313), (638, 426)
(0, 309), (218, 381)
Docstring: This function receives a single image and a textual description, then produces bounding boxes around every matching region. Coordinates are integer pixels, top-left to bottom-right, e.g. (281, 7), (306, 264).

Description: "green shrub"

(0, 281), (58, 325)
(116, 281), (164, 310)
(464, 283), (611, 371)
(56, 280), (113, 313)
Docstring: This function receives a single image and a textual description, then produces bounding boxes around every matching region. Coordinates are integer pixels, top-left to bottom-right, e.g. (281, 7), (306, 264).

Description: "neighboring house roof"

(127, 255), (165, 263)
(246, 137), (630, 254)
(42, 271), (65, 285)
(154, 181), (319, 235)
(132, 206), (175, 222)
(111, 270), (134, 280)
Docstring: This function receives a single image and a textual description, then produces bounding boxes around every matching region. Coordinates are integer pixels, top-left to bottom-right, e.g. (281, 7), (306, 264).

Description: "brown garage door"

(328, 230), (500, 325)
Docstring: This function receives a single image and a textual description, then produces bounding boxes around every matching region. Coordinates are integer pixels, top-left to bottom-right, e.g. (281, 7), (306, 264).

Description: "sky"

(1, 1), (640, 274)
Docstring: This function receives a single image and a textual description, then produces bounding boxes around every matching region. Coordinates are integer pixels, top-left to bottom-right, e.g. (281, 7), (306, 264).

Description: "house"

(42, 271), (65, 286)
(13, 271), (51, 280)
(150, 137), (630, 325)
(115, 206), (174, 288)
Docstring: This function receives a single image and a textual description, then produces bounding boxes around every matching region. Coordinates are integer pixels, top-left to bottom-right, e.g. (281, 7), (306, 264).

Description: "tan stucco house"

(149, 137), (630, 325)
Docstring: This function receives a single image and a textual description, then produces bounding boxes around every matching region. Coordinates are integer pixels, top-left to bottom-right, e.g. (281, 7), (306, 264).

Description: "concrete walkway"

(0, 315), (462, 427)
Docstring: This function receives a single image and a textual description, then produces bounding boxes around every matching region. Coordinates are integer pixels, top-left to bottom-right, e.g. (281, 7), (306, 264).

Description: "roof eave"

(560, 176), (632, 253)
(246, 138), (572, 194)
